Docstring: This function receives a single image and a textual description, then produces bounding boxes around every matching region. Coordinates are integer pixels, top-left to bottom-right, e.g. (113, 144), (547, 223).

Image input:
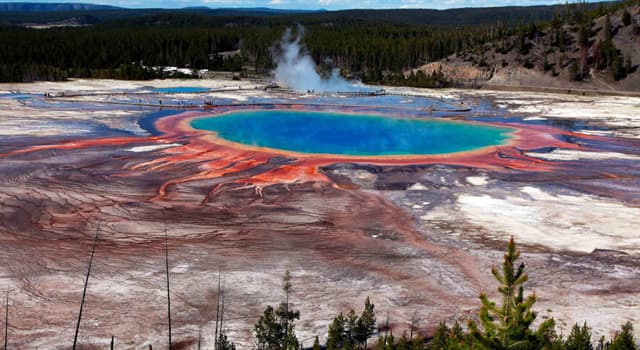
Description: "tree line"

(0, 2), (606, 83)
(500, 0), (637, 82)
(239, 238), (637, 350)
(0, 1), (633, 86)
(0, 17), (503, 83)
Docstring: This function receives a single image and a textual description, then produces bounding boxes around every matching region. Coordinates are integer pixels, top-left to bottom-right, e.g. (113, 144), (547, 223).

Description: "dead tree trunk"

(219, 278), (225, 342)
(4, 291), (8, 350)
(214, 271), (221, 350)
(72, 226), (100, 350)
(165, 228), (172, 350)
(197, 326), (202, 350)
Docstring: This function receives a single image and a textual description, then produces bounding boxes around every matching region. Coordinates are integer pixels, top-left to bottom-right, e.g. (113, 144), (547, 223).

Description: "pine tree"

(604, 14), (611, 41)
(565, 322), (593, 350)
(623, 9), (632, 26)
(410, 336), (426, 350)
(327, 313), (347, 350)
(538, 318), (561, 350)
(326, 298), (376, 350)
(429, 323), (450, 350)
(356, 297), (376, 348)
(216, 333), (237, 350)
(624, 55), (633, 75)
(611, 54), (626, 81)
(254, 272), (301, 350)
(254, 302), (300, 350)
(609, 322), (637, 350)
(255, 306), (282, 350)
(377, 333), (396, 350)
(313, 336), (321, 350)
(468, 237), (555, 350)
(570, 60), (581, 81)
(595, 336), (608, 350)
(346, 310), (359, 349)
(449, 322), (466, 347)
(396, 335), (410, 350)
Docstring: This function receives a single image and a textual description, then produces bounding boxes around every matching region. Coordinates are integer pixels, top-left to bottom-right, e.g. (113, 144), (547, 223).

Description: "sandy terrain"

(0, 79), (639, 349)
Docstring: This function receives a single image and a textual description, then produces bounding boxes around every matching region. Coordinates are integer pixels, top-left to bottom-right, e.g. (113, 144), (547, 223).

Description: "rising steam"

(272, 27), (362, 92)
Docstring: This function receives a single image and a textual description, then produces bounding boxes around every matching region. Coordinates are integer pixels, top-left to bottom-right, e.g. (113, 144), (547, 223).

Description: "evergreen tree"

(468, 237), (556, 350)
(622, 9), (631, 26)
(346, 309), (359, 349)
(326, 298), (376, 350)
(595, 336), (608, 350)
(397, 335), (413, 350)
(609, 322), (637, 350)
(624, 55), (633, 75)
(255, 306), (283, 350)
(449, 322), (467, 348)
(327, 313), (347, 350)
(604, 14), (612, 41)
(376, 333), (396, 350)
(313, 336), (321, 350)
(570, 60), (582, 81)
(610, 54), (626, 80)
(216, 333), (237, 350)
(538, 318), (562, 350)
(356, 297), (377, 348)
(254, 272), (301, 350)
(429, 323), (450, 350)
(565, 323), (593, 350)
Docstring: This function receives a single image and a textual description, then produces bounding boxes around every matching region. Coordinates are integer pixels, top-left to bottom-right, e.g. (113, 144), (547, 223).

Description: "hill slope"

(0, 2), (121, 11)
(0, 3), (611, 27)
(414, 3), (640, 92)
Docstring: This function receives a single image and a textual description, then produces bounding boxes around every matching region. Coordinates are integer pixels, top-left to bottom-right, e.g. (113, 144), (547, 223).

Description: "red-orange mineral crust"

(0, 105), (636, 349)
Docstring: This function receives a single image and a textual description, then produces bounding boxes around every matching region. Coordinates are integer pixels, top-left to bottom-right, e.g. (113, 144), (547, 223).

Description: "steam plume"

(272, 27), (362, 92)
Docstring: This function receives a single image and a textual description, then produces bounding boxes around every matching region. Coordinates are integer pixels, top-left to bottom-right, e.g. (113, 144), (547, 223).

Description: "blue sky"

(6, 0), (584, 10)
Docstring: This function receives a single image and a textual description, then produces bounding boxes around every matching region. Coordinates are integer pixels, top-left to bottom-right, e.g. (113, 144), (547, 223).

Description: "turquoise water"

(154, 87), (211, 93)
(191, 110), (514, 156)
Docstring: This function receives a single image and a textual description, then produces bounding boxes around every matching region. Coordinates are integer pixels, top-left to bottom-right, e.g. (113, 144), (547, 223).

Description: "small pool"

(153, 87), (211, 93)
(1, 94), (33, 100)
(191, 110), (514, 156)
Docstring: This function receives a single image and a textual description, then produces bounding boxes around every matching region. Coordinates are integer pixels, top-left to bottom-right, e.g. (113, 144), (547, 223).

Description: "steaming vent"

(272, 27), (371, 94)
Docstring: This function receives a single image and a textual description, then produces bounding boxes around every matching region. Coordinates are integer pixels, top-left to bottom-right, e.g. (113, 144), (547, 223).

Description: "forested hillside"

(0, 3), (121, 12)
(0, 3), (604, 26)
(0, 16), (501, 82)
(0, 1), (628, 86)
(412, 0), (640, 91)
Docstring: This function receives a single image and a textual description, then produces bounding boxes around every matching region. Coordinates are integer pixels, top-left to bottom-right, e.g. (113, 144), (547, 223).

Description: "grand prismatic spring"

(0, 79), (639, 349)
(189, 110), (514, 156)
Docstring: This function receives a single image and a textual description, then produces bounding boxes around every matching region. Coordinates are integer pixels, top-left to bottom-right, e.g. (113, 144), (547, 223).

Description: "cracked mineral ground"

(0, 79), (639, 349)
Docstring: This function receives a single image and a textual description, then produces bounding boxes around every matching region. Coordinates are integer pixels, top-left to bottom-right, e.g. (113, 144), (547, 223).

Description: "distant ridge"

(0, 2), (323, 13)
(0, 2), (122, 11)
(213, 7), (325, 13)
(0, 1), (617, 27)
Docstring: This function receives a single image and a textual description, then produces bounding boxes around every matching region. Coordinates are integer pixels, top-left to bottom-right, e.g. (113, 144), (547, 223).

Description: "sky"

(4, 0), (588, 10)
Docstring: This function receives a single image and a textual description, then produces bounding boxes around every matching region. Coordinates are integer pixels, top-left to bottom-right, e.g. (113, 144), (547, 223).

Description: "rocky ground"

(0, 79), (639, 349)
(413, 5), (640, 93)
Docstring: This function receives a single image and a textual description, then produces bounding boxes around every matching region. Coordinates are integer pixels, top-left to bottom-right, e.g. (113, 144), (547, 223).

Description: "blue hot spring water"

(190, 110), (514, 156)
